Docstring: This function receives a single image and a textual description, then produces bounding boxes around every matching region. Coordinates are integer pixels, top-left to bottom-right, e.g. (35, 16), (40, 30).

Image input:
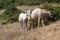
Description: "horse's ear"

(24, 11), (26, 12)
(39, 6), (43, 9)
(23, 11), (27, 14)
(26, 10), (30, 13)
(27, 10), (30, 12)
(24, 11), (27, 13)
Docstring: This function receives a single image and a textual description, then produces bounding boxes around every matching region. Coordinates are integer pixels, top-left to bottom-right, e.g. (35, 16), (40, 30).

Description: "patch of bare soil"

(0, 20), (60, 40)
(16, 5), (39, 11)
(0, 9), (6, 15)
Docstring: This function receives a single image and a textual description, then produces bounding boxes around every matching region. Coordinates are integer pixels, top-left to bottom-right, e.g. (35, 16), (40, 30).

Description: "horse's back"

(31, 8), (42, 19)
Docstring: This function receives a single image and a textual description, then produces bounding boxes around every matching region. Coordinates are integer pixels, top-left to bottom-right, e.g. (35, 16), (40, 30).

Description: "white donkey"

(31, 8), (52, 28)
(19, 10), (30, 30)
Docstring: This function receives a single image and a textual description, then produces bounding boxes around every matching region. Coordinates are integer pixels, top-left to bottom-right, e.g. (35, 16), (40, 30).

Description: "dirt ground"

(0, 20), (60, 40)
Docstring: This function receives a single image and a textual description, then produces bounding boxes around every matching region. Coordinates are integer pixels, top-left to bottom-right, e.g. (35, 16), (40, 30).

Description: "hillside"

(0, 20), (60, 40)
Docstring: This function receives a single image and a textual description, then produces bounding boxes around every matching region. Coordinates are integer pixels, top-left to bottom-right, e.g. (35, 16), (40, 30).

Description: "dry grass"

(0, 20), (60, 40)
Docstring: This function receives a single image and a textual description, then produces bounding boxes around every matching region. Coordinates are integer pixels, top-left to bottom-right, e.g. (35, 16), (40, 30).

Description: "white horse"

(30, 8), (52, 28)
(19, 10), (30, 30)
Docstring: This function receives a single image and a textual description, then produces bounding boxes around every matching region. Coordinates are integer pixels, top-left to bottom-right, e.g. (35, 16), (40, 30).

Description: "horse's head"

(25, 10), (31, 20)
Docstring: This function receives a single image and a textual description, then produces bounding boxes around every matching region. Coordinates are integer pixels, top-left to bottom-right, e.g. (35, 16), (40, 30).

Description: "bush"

(41, 3), (54, 10)
(41, 3), (60, 20)
(41, 3), (60, 25)
(50, 7), (60, 22)
(55, 6), (60, 13)
(26, 1), (39, 6)
(0, 3), (8, 9)
(2, 5), (23, 23)
(53, 6), (60, 20)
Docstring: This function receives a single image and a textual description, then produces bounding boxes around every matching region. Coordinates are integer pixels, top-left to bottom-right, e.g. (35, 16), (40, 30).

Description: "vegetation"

(0, 0), (60, 25)
(0, 0), (60, 9)
(1, 5), (23, 23)
(41, 3), (60, 25)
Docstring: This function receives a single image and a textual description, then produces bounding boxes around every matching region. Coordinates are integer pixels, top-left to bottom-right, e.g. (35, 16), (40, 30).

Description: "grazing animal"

(30, 8), (52, 28)
(19, 10), (30, 30)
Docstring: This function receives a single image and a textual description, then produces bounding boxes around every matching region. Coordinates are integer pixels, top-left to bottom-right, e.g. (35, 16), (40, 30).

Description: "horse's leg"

(33, 21), (34, 29)
(19, 22), (21, 26)
(32, 20), (35, 29)
(31, 20), (34, 29)
(28, 19), (31, 30)
(30, 19), (31, 29)
(25, 22), (27, 31)
(23, 20), (26, 31)
(19, 21), (22, 28)
(41, 19), (45, 27)
(26, 22), (27, 28)
(38, 17), (40, 28)
(28, 19), (30, 29)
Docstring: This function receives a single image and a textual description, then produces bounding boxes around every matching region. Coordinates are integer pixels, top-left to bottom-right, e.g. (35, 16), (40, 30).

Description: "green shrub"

(41, 3), (54, 10)
(55, 6), (60, 13)
(54, 6), (60, 20)
(2, 5), (23, 23)
(41, 3), (60, 20)
(26, 1), (39, 6)
(41, 3), (60, 25)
